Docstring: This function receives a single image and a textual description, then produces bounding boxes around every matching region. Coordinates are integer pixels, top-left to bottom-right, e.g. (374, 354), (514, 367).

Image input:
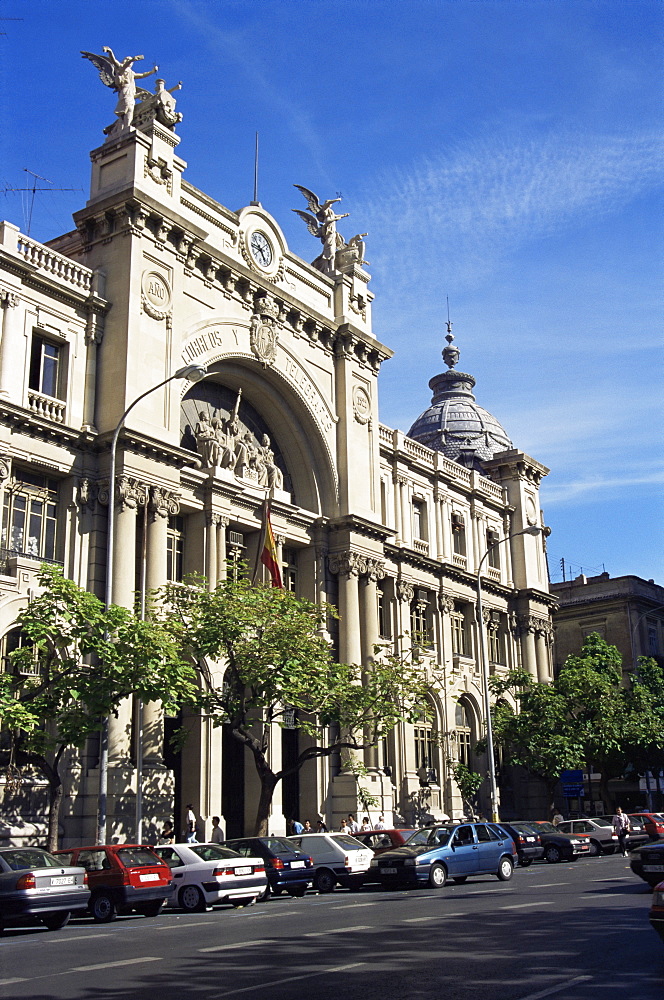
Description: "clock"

(249, 231), (273, 268)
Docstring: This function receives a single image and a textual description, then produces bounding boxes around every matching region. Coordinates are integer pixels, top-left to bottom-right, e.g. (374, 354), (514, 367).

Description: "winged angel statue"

(292, 186), (369, 275)
(81, 47), (159, 129)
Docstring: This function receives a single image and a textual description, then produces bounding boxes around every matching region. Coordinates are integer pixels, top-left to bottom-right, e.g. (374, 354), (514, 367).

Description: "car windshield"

(117, 847), (164, 867)
(511, 824), (537, 835)
(259, 837), (300, 855)
(592, 818), (612, 827)
(532, 822), (557, 833)
(0, 849), (62, 871)
(407, 826), (455, 846)
(189, 845), (240, 861)
(330, 835), (366, 850)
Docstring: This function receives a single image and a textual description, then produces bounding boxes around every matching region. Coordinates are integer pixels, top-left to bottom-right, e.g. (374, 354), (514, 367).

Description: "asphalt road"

(0, 853), (661, 1000)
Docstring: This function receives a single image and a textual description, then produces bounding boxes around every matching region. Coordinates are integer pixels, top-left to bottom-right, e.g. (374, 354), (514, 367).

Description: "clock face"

(249, 231), (273, 268)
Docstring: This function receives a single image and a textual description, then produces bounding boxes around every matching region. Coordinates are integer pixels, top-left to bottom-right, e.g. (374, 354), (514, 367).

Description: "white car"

(154, 843), (267, 911)
(285, 833), (374, 892)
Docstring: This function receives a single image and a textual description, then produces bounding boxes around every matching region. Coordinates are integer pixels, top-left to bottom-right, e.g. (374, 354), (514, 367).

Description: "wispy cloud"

(355, 129), (664, 292)
(542, 469), (664, 506)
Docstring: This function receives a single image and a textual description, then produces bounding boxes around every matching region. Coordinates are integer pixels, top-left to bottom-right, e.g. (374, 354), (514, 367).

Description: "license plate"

(235, 866), (252, 876)
(380, 867), (397, 875)
(644, 864), (664, 872)
(139, 872), (160, 882)
(50, 876), (74, 885)
(290, 861), (305, 869)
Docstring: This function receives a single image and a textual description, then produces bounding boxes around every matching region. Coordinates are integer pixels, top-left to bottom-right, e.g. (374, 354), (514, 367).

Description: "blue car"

(371, 822), (518, 888)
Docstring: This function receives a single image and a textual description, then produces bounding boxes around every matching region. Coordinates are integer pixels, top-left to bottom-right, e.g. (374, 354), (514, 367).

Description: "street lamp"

(476, 524), (543, 824)
(97, 364), (207, 846)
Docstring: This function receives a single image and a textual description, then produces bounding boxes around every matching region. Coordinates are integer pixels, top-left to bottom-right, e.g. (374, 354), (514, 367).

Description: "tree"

(450, 761), (483, 817)
(0, 565), (199, 851)
(164, 575), (430, 836)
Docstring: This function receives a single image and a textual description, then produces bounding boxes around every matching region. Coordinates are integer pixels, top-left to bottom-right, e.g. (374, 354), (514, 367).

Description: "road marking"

(331, 902), (376, 909)
(404, 912), (464, 921)
(157, 919), (210, 929)
(44, 932), (112, 942)
(528, 883), (570, 888)
(591, 877), (631, 882)
(501, 901), (555, 910)
(517, 975), (592, 1000)
(0, 978), (28, 986)
(200, 940), (264, 953)
(208, 962), (365, 997)
(304, 924), (371, 938)
(72, 957), (161, 973)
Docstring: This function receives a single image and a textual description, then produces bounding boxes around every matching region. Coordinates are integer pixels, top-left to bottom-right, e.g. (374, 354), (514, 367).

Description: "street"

(0, 854), (660, 1000)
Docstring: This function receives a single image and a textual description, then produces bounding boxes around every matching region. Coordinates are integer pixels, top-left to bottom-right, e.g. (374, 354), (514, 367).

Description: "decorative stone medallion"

(141, 270), (172, 321)
(352, 385), (371, 424)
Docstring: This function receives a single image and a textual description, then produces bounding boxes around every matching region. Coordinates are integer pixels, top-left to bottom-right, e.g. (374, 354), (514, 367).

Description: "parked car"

(497, 822), (544, 866)
(285, 833), (373, 892)
(556, 818), (619, 856)
(517, 821), (591, 863)
(371, 822), (518, 888)
(597, 814), (649, 850)
(0, 846), (89, 933)
(629, 842), (664, 887)
(355, 829), (418, 856)
(632, 812), (664, 840)
(223, 837), (311, 899)
(154, 843), (266, 910)
(54, 844), (172, 922)
(649, 880), (664, 943)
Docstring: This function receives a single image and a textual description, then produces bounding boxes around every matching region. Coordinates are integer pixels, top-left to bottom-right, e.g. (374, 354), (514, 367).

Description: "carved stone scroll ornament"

(0, 290), (19, 310)
(133, 78), (183, 132)
(250, 310), (279, 368)
(396, 579), (415, 604)
(364, 558), (386, 582)
(352, 385), (371, 425)
(77, 477), (98, 511)
(437, 592), (455, 615)
(149, 486), (180, 520)
(98, 476), (148, 512)
(328, 551), (366, 578)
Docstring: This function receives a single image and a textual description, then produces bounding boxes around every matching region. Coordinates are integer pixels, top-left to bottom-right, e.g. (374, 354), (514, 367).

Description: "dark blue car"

(225, 836), (313, 899)
(371, 822), (518, 888)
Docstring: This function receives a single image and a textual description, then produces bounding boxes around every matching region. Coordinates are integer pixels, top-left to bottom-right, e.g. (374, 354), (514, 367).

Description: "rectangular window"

(412, 499), (426, 540)
(282, 548), (297, 592)
(2, 472), (58, 561)
(29, 336), (61, 398)
(414, 725), (436, 773)
(166, 516), (184, 583)
(487, 529), (501, 569)
(451, 606), (467, 656)
(410, 590), (433, 648)
(378, 584), (391, 639)
(452, 513), (466, 556)
(647, 622), (659, 656)
(487, 613), (504, 665)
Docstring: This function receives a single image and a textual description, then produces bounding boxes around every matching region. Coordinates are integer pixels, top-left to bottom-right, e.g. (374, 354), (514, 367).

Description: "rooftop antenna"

(446, 295), (453, 335)
(2, 169), (79, 237)
(251, 132), (260, 206)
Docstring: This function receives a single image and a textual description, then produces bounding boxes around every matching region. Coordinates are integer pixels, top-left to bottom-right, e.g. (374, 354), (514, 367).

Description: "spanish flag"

(256, 498), (283, 588)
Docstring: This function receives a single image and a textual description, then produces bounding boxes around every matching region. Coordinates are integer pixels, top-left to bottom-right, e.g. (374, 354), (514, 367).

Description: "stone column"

(0, 291), (22, 401)
(434, 489), (443, 560)
(535, 623), (553, 683)
(205, 512), (218, 591)
(396, 579), (415, 659)
(81, 307), (104, 432)
(330, 551), (363, 666)
(216, 517), (228, 583)
(106, 477), (145, 761)
(361, 559), (385, 770)
(518, 615), (538, 680)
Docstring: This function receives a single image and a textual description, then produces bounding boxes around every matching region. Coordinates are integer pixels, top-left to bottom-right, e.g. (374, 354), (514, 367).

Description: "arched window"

(455, 700), (475, 771)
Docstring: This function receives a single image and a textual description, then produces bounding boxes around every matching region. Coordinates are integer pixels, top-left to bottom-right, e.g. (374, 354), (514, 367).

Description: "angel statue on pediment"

(81, 47), (159, 129)
(292, 185), (349, 275)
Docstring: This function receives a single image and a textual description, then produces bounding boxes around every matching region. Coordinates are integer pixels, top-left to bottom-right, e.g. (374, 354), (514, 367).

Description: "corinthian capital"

(328, 550), (365, 578)
(150, 486), (180, 519)
(396, 579), (415, 604)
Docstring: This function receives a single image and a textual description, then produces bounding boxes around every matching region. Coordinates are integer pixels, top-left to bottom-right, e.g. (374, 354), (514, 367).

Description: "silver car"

(0, 846), (89, 932)
(556, 818), (619, 856)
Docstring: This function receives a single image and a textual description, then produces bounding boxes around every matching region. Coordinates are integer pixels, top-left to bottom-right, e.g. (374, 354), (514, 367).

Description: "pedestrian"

(612, 806), (631, 856)
(303, 820), (312, 832)
(552, 809), (564, 826)
(339, 818), (348, 833)
(347, 813), (360, 834)
(184, 803), (198, 843)
(360, 816), (371, 832)
(290, 818), (304, 834)
(375, 814), (386, 830)
(158, 820), (175, 844)
(316, 818), (328, 833)
(210, 816), (224, 844)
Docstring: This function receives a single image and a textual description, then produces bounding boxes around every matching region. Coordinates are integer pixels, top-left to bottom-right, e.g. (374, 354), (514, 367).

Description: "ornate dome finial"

(442, 297), (460, 369)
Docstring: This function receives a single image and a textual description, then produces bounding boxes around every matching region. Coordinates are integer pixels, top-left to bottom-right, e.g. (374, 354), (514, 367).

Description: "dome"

(406, 330), (512, 471)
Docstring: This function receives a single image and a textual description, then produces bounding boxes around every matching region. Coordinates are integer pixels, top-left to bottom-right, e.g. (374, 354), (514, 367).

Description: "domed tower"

(407, 323), (511, 473)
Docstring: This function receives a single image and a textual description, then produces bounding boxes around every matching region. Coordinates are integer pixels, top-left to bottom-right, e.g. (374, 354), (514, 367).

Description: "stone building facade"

(0, 78), (555, 845)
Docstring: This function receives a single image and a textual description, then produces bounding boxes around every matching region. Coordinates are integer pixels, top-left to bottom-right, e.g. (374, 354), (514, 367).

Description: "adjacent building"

(0, 69), (555, 846)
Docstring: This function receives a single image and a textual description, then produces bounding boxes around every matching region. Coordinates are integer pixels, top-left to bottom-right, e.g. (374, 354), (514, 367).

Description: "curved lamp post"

(476, 524), (543, 823)
(97, 364), (207, 845)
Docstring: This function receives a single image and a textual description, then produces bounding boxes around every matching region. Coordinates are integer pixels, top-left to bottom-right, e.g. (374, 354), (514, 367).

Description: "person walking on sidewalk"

(612, 806), (630, 856)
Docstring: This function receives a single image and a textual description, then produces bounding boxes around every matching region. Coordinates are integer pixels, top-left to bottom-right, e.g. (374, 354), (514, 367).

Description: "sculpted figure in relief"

(292, 185), (349, 275)
(195, 411), (219, 467)
(81, 48), (159, 129)
(135, 78), (183, 129)
(260, 434), (284, 490)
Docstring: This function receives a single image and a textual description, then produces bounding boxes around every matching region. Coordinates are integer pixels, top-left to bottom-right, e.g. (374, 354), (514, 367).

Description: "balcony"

(0, 548), (63, 577)
(452, 553), (467, 569)
(27, 391), (66, 424)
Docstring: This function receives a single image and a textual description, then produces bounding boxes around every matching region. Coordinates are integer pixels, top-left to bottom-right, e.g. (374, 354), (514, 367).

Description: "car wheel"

(91, 891), (116, 923)
(314, 869), (336, 893)
(497, 857), (514, 881)
(287, 886), (307, 897)
(519, 857), (532, 867)
(231, 897), (256, 908)
(179, 885), (207, 913)
(42, 911), (71, 931)
(258, 884), (271, 902)
(544, 845), (562, 864)
(138, 901), (163, 918)
(451, 876), (467, 884)
(588, 840), (602, 857)
(428, 863), (447, 888)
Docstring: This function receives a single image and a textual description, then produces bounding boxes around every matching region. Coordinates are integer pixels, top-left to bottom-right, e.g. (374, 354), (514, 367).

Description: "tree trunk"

(48, 777), (64, 853)
(598, 771), (614, 814)
(254, 770), (278, 836)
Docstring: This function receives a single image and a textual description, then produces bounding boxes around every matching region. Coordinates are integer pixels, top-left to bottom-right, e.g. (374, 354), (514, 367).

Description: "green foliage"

(451, 762), (483, 809)
(164, 575), (430, 832)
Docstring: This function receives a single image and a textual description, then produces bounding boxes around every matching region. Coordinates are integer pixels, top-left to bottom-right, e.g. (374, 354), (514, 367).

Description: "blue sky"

(1, 0), (662, 583)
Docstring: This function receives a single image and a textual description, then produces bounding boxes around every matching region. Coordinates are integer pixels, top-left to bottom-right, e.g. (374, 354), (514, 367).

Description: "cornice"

(327, 514), (395, 544)
(0, 401), (87, 449)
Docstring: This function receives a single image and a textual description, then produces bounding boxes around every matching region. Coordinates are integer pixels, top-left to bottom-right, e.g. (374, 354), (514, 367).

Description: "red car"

(650, 880), (664, 942)
(631, 813), (664, 840)
(355, 829), (418, 855)
(54, 844), (172, 922)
